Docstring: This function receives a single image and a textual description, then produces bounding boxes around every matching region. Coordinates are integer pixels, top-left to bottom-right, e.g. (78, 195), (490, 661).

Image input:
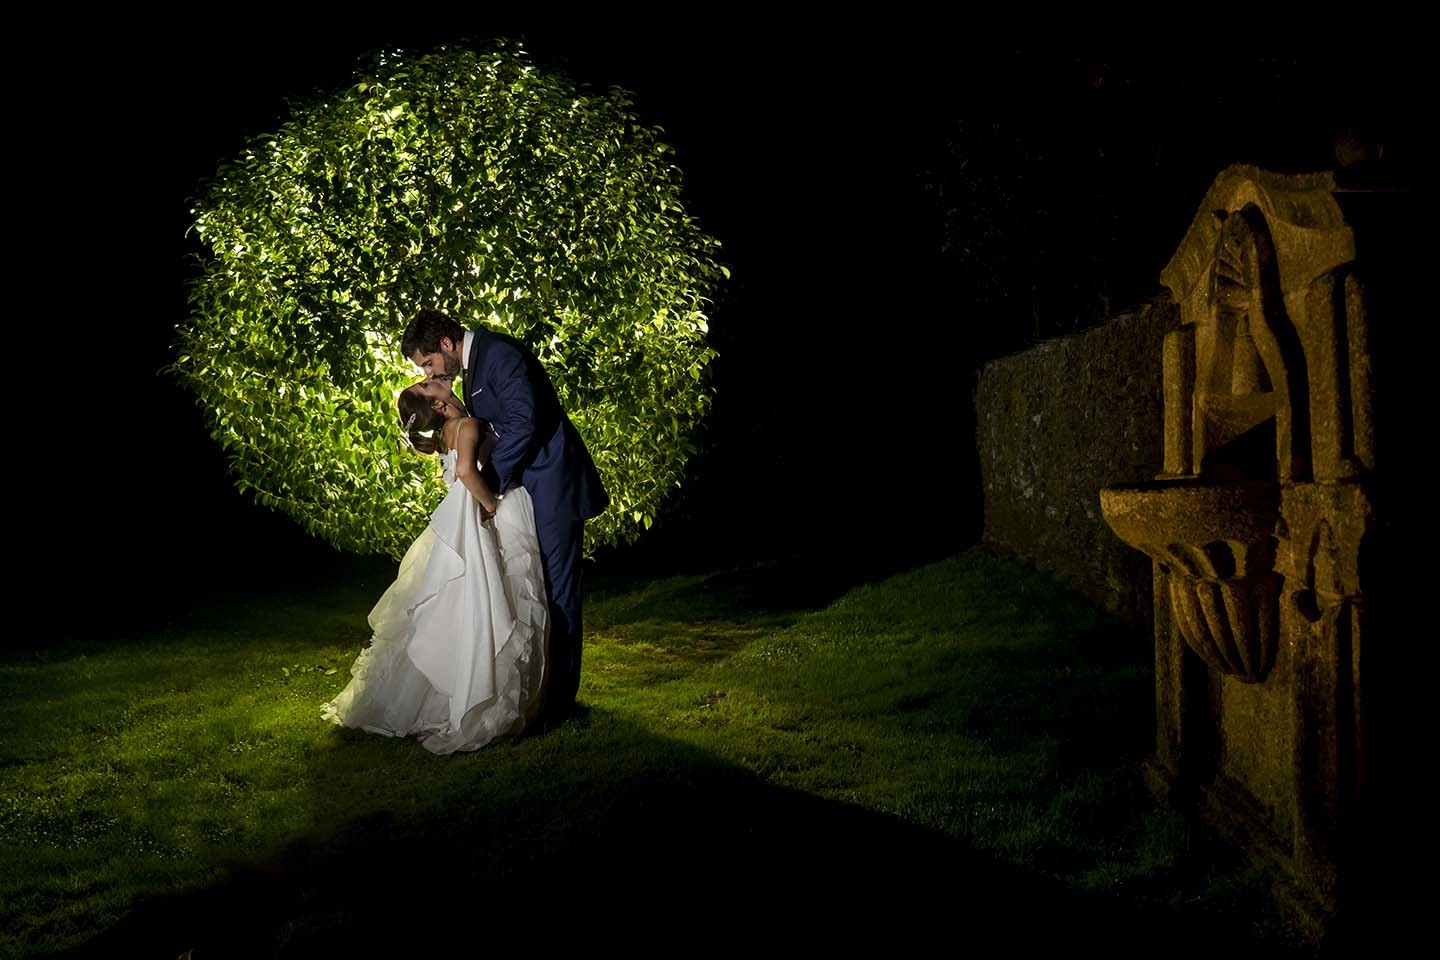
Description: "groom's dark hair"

(402, 309), (465, 357)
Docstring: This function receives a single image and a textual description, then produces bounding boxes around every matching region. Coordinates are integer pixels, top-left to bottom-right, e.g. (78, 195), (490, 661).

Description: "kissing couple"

(322, 310), (608, 753)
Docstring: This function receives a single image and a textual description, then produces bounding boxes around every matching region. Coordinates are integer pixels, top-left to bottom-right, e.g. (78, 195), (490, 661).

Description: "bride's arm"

(449, 419), (500, 517)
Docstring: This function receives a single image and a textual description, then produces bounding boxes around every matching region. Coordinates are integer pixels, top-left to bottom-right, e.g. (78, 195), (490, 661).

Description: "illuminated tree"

(175, 42), (725, 558)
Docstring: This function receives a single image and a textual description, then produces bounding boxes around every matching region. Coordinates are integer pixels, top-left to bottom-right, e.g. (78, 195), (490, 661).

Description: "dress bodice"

(441, 448), (486, 487)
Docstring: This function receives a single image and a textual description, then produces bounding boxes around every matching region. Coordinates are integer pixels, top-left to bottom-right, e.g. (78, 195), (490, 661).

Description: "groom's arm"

(485, 340), (538, 495)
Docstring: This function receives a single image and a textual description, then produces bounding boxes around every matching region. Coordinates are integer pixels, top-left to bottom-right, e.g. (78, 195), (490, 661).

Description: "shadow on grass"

(71, 710), (1282, 959)
(11, 548), (397, 661)
(588, 537), (962, 627)
(26, 530), (937, 661)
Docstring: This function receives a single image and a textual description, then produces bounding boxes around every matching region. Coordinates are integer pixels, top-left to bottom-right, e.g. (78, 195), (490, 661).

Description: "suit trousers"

(534, 506), (584, 720)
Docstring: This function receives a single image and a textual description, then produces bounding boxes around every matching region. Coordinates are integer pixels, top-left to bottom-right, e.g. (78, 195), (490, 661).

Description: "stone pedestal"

(1100, 166), (1404, 936)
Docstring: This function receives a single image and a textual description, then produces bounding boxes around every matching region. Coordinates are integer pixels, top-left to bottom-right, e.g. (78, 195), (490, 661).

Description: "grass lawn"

(1, 547), (1312, 957)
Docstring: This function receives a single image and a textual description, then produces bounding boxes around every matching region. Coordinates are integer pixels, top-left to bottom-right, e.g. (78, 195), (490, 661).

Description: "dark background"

(20, 20), (1423, 638)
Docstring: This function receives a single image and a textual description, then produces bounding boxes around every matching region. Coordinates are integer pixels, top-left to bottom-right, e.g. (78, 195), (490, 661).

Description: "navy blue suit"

(462, 329), (607, 720)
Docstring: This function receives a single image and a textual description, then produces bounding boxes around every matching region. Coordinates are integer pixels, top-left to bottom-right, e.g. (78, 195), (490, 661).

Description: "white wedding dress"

(322, 448), (549, 754)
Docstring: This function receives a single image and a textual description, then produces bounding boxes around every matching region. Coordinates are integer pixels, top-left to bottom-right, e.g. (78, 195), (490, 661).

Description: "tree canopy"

(175, 42), (725, 558)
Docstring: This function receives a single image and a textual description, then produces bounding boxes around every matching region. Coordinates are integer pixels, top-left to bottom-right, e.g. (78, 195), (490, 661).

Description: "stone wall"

(976, 300), (1176, 625)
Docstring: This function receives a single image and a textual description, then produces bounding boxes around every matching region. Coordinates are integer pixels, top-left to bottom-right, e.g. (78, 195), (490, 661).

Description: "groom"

(402, 309), (608, 725)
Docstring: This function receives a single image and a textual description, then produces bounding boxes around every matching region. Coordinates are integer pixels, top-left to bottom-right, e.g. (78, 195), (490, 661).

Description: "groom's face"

(410, 337), (462, 381)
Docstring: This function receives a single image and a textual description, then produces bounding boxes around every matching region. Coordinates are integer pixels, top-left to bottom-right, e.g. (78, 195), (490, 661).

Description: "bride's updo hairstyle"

(398, 386), (447, 456)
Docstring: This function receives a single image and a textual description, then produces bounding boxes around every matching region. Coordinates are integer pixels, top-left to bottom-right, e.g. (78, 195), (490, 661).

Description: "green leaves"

(175, 41), (724, 559)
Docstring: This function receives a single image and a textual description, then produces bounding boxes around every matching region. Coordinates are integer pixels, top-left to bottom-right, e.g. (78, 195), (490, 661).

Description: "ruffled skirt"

(322, 486), (548, 754)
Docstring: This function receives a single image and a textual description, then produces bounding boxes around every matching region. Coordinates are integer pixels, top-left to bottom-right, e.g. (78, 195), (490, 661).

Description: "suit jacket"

(462, 328), (608, 522)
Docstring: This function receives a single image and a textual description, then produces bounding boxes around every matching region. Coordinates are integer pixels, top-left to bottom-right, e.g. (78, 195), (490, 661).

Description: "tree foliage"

(175, 42), (725, 558)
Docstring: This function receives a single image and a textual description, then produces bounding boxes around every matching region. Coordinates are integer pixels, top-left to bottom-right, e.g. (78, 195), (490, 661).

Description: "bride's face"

(415, 378), (456, 405)
(412, 379), (463, 418)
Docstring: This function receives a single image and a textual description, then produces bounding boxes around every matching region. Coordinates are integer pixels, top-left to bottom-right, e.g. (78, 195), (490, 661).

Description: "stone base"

(1197, 776), (1333, 944)
(1141, 756), (1183, 804)
(1143, 756), (1334, 945)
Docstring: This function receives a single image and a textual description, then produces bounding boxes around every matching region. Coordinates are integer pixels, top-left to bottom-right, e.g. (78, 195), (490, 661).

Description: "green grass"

(0, 548), (1310, 957)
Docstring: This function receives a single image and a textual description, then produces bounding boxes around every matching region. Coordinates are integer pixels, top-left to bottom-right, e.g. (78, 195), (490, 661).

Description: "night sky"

(27, 21), (1423, 638)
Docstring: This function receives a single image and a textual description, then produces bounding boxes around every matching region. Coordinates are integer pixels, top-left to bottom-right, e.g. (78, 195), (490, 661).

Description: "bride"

(322, 379), (549, 754)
